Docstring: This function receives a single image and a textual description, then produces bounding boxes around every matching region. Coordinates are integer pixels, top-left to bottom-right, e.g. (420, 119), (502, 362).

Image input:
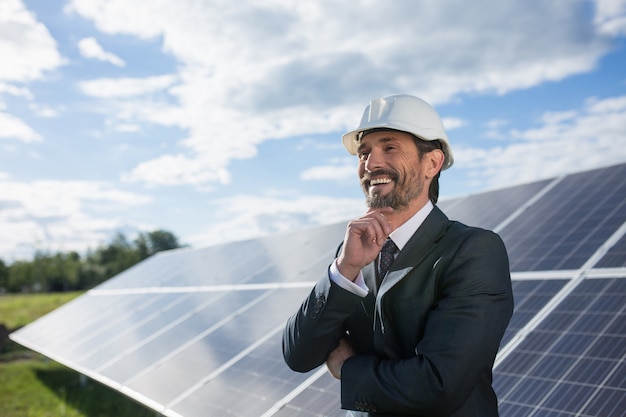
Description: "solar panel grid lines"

(499, 279), (569, 347)
(156, 245), (269, 287)
(557, 164), (626, 268)
(574, 352), (626, 416)
(574, 221), (626, 274)
(494, 219), (626, 369)
(491, 177), (563, 234)
(14, 292), (176, 360)
(163, 291), (323, 417)
(267, 372), (342, 417)
(439, 178), (556, 232)
(93, 291), (265, 384)
(588, 222), (626, 270)
(110, 289), (275, 384)
(494, 273), (584, 369)
(76, 292), (197, 368)
(555, 200), (626, 272)
(127, 286), (313, 416)
(494, 278), (626, 417)
(258, 367), (329, 417)
(282, 370), (342, 415)
(165, 319), (285, 412)
(498, 163), (626, 273)
(597, 237), (626, 268)
(529, 282), (624, 417)
(494, 270), (626, 369)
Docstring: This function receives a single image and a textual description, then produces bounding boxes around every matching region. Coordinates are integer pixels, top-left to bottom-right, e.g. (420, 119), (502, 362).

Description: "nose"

(364, 147), (384, 173)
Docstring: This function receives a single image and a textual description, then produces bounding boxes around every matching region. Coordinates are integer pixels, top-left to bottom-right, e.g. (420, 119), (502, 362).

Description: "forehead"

(357, 130), (415, 150)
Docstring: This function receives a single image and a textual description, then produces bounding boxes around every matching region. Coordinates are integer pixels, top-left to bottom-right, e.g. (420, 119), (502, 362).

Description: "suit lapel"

(373, 207), (449, 335)
(363, 262), (377, 293)
(377, 206), (449, 297)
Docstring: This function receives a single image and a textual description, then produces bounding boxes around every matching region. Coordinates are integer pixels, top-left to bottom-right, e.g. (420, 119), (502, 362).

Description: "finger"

(350, 217), (387, 246)
(364, 210), (392, 238)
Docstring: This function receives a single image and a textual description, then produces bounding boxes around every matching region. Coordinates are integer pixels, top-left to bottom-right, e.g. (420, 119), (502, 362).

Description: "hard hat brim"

(342, 126), (454, 170)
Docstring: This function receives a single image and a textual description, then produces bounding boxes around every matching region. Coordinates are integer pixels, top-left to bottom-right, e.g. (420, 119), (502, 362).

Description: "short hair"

(412, 136), (442, 204)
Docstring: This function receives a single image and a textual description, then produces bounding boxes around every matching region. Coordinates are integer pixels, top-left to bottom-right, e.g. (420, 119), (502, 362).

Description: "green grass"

(0, 292), (157, 417)
(0, 292), (82, 329)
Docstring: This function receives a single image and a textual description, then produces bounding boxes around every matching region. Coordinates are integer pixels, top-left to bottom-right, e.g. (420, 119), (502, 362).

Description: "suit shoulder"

(446, 219), (497, 236)
(445, 221), (507, 252)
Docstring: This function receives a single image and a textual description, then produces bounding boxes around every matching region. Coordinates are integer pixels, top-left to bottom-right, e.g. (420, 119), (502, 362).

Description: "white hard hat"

(342, 94), (454, 170)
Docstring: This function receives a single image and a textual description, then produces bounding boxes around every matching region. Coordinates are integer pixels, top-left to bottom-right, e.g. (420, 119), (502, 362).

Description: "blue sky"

(1, 0), (626, 262)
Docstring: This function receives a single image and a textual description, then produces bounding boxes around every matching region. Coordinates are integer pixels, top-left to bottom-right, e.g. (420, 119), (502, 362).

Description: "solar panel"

(10, 162), (626, 417)
(500, 279), (569, 346)
(497, 163), (626, 272)
(438, 178), (553, 231)
(596, 233), (626, 268)
(494, 277), (626, 417)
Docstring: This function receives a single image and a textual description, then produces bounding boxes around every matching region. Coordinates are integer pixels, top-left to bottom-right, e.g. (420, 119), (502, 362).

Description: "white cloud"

(78, 36), (126, 67)
(62, 0), (620, 188)
(595, 0), (626, 35)
(0, 111), (42, 142)
(455, 95), (626, 189)
(300, 158), (356, 182)
(0, 179), (153, 261)
(78, 74), (177, 98)
(122, 153), (232, 186)
(29, 103), (60, 118)
(0, 0), (65, 82)
(0, 0), (64, 146)
(442, 117), (467, 131)
(186, 193), (365, 248)
(112, 123), (141, 132)
(0, 82), (33, 99)
(483, 119), (510, 140)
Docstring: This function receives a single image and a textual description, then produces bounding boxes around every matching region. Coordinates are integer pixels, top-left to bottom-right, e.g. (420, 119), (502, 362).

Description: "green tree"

(0, 259), (8, 291)
(135, 229), (182, 260)
(78, 248), (106, 290)
(94, 233), (142, 279)
(49, 252), (81, 292)
(3, 229), (182, 293)
(7, 261), (35, 292)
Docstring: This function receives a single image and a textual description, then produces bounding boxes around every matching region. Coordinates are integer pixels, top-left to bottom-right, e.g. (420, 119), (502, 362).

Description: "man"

(283, 94), (514, 416)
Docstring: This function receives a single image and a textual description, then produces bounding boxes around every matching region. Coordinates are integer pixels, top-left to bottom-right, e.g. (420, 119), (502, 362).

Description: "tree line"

(0, 230), (183, 293)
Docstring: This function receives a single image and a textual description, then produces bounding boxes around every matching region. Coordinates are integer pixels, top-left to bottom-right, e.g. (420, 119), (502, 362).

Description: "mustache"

(362, 169), (398, 184)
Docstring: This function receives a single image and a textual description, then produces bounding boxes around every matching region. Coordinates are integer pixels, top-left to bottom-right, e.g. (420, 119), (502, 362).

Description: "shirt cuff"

(329, 260), (369, 298)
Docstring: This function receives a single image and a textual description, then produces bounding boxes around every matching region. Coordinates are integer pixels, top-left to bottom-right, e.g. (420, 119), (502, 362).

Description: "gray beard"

(365, 182), (423, 210)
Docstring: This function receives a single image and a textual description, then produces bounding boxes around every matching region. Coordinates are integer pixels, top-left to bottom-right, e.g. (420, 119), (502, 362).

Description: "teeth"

(370, 178), (392, 185)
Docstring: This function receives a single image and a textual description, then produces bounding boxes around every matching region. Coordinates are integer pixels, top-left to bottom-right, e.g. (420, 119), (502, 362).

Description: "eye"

(358, 151), (369, 161)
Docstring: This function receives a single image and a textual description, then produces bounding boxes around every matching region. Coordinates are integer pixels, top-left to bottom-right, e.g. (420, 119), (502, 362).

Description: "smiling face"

(357, 130), (429, 211)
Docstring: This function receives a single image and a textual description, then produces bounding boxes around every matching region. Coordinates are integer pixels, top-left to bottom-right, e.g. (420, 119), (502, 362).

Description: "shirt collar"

(388, 200), (434, 251)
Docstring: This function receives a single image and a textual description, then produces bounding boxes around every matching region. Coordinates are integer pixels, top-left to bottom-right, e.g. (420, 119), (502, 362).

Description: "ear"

(424, 149), (445, 178)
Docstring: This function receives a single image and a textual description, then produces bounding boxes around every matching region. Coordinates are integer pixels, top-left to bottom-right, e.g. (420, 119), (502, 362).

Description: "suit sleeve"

(340, 229), (514, 415)
(282, 268), (366, 372)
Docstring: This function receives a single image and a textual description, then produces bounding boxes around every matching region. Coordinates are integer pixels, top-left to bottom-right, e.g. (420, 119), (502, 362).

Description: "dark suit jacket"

(283, 206), (514, 416)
